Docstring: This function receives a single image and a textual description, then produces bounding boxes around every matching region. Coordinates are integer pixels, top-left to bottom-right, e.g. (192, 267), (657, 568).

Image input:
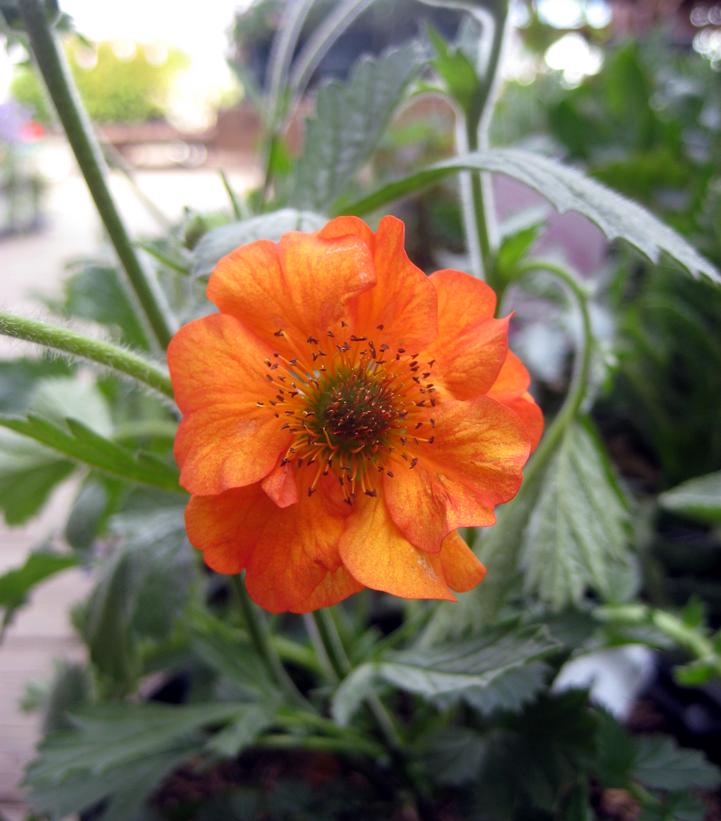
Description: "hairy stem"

(17, 0), (175, 349)
(0, 311), (174, 400)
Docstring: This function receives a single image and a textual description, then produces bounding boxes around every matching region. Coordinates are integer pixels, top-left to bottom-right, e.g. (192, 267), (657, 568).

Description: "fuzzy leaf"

(521, 419), (631, 610)
(659, 471), (721, 525)
(339, 148), (720, 283)
(289, 42), (427, 210)
(191, 208), (327, 278)
(332, 624), (557, 724)
(632, 735), (721, 791)
(24, 701), (245, 818)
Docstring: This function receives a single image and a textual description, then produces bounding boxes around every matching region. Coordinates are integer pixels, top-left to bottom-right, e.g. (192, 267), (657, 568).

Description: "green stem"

(459, 3), (509, 284)
(309, 610), (403, 751)
(257, 732), (383, 758)
(597, 604), (721, 679)
(229, 575), (311, 711)
(0, 311), (174, 400)
(17, 0), (175, 350)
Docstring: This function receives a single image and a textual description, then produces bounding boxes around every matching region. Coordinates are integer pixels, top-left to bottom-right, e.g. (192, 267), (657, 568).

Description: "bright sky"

(0, 1), (612, 111)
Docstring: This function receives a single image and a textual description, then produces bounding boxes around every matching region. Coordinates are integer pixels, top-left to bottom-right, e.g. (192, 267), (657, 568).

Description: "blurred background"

(2, 0), (721, 816)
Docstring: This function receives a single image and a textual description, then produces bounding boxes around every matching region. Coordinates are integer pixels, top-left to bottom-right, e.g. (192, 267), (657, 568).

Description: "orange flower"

(167, 216), (543, 613)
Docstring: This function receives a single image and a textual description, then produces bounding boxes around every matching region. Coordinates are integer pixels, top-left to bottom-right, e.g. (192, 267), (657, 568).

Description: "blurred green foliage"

(11, 39), (188, 124)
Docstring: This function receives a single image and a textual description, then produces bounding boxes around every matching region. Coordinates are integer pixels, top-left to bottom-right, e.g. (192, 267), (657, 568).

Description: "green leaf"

(59, 261), (150, 350)
(82, 504), (196, 689)
(332, 624), (557, 724)
(419, 727), (488, 786)
(659, 471), (721, 524)
(64, 477), (114, 551)
(0, 550), (78, 612)
(632, 735), (721, 791)
(427, 23), (482, 120)
(0, 429), (74, 525)
(521, 419), (632, 610)
(30, 376), (113, 436)
(0, 414), (181, 492)
(0, 357), (73, 414)
(191, 208), (326, 278)
(40, 662), (92, 735)
(339, 148), (720, 283)
(205, 705), (275, 758)
(289, 42), (427, 211)
(24, 701), (245, 818)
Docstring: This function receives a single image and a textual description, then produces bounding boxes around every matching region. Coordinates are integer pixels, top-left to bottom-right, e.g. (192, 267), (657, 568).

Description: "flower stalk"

(17, 0), (175, 350)
(0, 311), (174, 400)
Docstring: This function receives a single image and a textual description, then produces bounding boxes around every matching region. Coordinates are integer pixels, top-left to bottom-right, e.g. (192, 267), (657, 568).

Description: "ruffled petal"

(425, 269), (509, 399)
(207, 232), (375, 350)
(168, 314), (289, 495)
(439, 531), (487, 592)
(321, 215), (437, 352)
(384, 395), (531, 553)
(186, 482), (358, 613)
(339, 496), (456, 601)
(489, 352), (544, 451)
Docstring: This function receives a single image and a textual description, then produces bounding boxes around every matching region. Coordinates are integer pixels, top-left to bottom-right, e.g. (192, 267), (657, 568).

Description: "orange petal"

(339, 496), (456, 601)
(207, 232), (375, 350)
(324, 216), (438, 352)
(489, 352), (544, 451)
(384, 395), (531, 553)
(186, 483), (359, 613)
(440, 530), (487, 592)
(168, 314), (290, 495)
(261, 462), (299, 508)
(425, 269), (509, 399)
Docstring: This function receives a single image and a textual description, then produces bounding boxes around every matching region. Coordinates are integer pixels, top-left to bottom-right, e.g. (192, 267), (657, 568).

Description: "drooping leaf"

(24, 701), (246, 819)
(191, 208), (326, 278)
(64, 477), (117, 551)
(339, 148), (720, 283)
(0, 429), (74, 525)
(659, 471), (721, 525)
(521, 419), (632, 610)
(0, 550), (78, 614)
(632, 735), (721, 792)
(205, 705), (275, 758)
(0, 414), (181, 492)
(332, 624), (557, 724)
(289, 42), (427, 210)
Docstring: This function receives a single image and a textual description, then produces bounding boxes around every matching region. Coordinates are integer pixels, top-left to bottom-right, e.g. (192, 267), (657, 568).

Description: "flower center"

(260, 320), (437, 503)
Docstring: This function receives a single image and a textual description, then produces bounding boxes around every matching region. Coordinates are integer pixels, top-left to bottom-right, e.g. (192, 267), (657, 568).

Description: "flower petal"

(339, 496), (456, 601)
(261, 462), (299, 508)
(322, 215), (437, 351)
(168, 314), (290, 495)
(440, 531), (487, 592)
(426, 269), (509, 399)
(384, 395), (531, 553)
(186, 483), (359, 613)
(207, 232), (375, 349)
(489, 352), (544, 451)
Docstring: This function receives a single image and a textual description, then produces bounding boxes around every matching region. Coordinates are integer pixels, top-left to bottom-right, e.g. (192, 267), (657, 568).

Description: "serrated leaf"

(0, 550), (78, 610)
(419, 727), (487, 786)
(427, 24), (482, 120)
(289, 42), (427, 210)
(659, 471), (721, 524)
(339, 148), (720, 282)
(632, 735), (721, 791)
(0, 429), (74, 525)
(0, 413), (181, 492)
(521, 419), (631, 611)
(332, 624), (557, 725)
(24, 701), (244, 818)
(191, 208), (326, 278)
